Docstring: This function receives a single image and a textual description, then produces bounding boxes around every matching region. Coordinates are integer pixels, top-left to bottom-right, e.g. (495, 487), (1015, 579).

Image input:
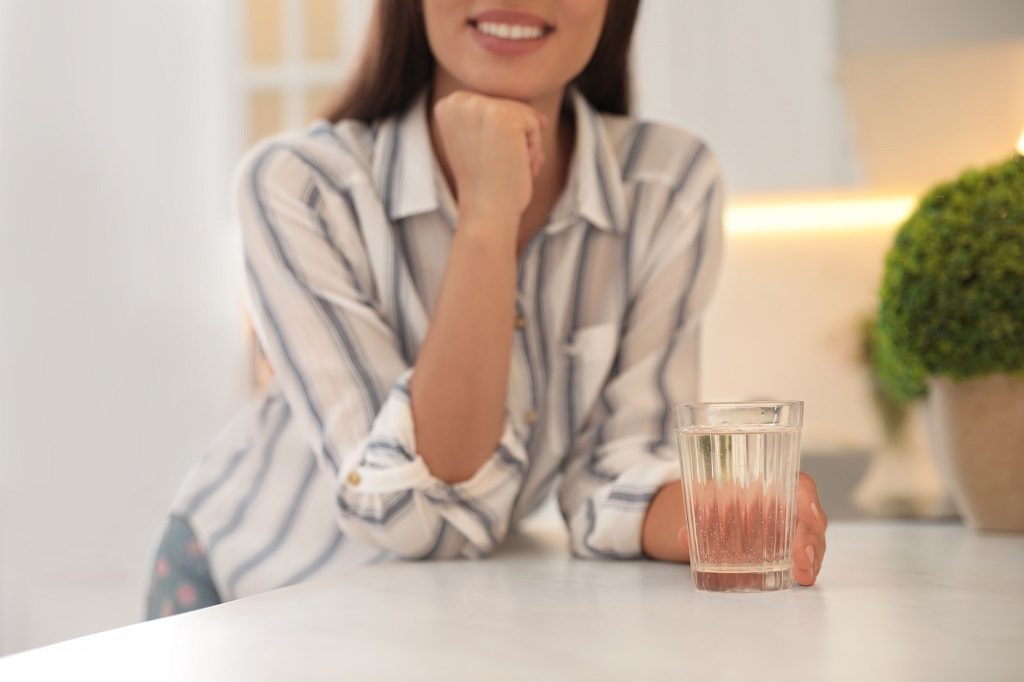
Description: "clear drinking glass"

(674, 401), (804, 592)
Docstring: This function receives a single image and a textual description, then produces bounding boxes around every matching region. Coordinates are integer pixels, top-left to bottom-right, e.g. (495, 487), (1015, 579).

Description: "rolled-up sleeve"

(558, 147), (725, 559)
(236, 141), (528, 560)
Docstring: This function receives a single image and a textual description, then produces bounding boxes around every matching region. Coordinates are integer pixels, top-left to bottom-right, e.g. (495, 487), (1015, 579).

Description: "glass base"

(692, 566), (793, 592)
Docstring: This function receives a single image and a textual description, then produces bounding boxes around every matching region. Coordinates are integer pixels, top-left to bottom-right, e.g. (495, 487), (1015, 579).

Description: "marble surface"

(2, 520), (1022, 681)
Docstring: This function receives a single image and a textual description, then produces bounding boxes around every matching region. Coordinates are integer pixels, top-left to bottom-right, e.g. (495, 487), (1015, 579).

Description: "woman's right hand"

(432, 90), (548, 224)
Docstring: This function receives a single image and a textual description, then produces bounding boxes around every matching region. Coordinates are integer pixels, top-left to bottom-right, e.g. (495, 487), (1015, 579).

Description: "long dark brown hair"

(325, 0), (642, 124)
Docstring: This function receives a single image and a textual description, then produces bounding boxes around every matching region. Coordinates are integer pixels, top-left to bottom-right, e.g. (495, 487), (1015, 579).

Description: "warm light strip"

(725, 196), (917, 234)
(1016, 126), (1024, 156)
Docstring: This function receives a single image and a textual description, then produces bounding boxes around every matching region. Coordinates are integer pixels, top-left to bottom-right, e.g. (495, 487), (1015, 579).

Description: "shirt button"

(514, 315), (526, 330)
(347, 471), (362, 486)
(524, 409), (538, 425)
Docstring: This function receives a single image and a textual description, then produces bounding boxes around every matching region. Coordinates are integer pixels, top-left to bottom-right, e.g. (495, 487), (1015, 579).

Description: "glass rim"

(673, 400), (804, 430)
(672, 400), (804, 409)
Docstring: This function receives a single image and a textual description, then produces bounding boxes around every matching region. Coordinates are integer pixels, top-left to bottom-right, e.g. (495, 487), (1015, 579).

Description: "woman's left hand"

(793, 471), (827, 586)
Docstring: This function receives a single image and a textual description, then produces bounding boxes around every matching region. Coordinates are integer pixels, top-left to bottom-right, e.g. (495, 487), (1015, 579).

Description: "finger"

(526, 110), (546, 152)
(798, 470), (817, 491)
(808, 532), (825, 582)
(792, 524), (825, 586)
(793, 535), (816, 586)
(798, 471), (818, 501)
(522, 108), (543, 142)
(532, 149), (545, 177)
(797, 489), (827, 537)
(524, 121), (545, 176)
(794, 557), (815, 586)
(797, 475), (828, 532)
(815, 535), (826, 580)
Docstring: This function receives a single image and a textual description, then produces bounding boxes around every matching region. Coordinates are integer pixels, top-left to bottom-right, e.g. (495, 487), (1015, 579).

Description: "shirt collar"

(370, 83), (628, 235)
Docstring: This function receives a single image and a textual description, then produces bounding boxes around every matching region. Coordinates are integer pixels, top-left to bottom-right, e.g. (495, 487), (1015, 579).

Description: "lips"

(467, 8), (555, 33)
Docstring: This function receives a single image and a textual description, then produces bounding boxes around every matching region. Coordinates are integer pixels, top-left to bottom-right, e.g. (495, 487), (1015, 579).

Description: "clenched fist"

(431, 90), (549, 223)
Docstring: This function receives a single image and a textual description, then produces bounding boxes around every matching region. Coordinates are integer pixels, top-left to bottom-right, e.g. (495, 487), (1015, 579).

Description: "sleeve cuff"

(567, 456), (680, 559)
(334, 368), (529, 555)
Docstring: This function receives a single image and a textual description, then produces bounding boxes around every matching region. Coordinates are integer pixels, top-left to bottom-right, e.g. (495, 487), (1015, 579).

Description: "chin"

(456, 76), (556, 103)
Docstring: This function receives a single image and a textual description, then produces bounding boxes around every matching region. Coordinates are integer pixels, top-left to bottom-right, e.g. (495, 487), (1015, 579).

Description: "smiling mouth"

(466, 18), (556, 39)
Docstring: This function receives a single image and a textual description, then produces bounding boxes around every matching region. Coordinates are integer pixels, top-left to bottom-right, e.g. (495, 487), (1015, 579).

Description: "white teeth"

(476, 21), (545, 40)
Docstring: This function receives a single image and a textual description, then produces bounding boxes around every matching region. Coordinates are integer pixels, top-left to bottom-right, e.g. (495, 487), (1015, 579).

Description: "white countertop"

(2, 520), (1022, 681)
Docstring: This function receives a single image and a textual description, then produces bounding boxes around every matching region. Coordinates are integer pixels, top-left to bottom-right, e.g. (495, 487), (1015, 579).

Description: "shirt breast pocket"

(564, 321), (620, 431)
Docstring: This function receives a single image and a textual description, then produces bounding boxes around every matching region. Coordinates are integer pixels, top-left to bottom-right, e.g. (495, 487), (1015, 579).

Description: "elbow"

(410, 393), (505, 484)
(334, 488), (476, 560)
(417, 442), (497, 485)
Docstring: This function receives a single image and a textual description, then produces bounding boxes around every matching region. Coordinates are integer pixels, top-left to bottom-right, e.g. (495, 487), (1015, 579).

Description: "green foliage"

(862, 317), (918, 430)
(875, 154), (1024, 403)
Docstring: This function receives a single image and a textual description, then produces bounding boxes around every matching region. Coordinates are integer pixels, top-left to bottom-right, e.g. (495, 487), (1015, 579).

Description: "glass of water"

(674, 401), (803, 592)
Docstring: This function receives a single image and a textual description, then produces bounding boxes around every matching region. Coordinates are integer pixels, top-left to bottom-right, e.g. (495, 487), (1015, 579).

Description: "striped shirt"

(168, 83), (725, 600)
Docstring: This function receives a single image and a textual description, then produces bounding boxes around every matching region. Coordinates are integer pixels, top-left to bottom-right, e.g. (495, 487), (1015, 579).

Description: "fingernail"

(805, 545), (815, 565)
(810, 502), (820, 521)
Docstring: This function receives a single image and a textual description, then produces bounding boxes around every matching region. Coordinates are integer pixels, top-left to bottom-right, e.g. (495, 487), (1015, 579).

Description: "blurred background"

(1, 0), (1022, 655)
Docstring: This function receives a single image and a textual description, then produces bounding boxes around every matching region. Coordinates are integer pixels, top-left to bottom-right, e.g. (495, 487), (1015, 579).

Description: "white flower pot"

(926, 374), (1024, 532)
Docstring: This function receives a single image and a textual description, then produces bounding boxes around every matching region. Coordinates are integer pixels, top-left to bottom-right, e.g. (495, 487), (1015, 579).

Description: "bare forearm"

(409, 211), (518, 483)
(641, 481), (690, 562)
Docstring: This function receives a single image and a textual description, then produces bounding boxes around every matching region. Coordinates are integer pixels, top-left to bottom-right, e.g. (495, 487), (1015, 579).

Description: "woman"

(146, 0), (828, 618)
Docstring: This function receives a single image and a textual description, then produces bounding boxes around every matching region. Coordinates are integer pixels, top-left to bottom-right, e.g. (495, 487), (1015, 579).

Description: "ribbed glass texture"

(675, 402), (803, 592)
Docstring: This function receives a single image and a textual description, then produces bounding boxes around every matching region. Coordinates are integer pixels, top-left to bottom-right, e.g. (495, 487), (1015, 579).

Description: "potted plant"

(874, 152), (1024, 532)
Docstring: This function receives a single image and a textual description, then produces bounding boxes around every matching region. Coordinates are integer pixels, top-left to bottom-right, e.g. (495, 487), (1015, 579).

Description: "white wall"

(703, 219), (899, 453)
(0, 0), (248, 654)
(633, 0), (859, 193)
(837, 0), (1024, 191)
(838, 0), (1024, 53)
